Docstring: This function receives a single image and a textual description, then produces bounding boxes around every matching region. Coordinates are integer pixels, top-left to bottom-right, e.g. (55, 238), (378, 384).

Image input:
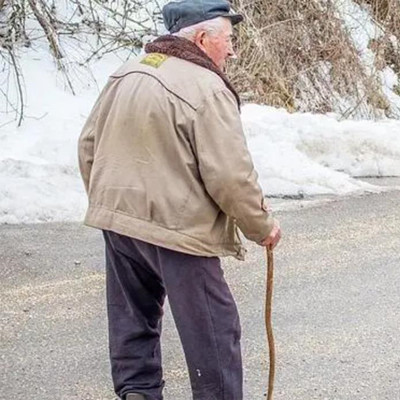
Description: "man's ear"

(195, 31), (207, 49)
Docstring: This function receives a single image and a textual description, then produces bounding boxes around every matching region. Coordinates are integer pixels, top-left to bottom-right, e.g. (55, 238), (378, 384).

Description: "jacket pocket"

(100, 186), (152, 222)
(99, 185), (188, 230)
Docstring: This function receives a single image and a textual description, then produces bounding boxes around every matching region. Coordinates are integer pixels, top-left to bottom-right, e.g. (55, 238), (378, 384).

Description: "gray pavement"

(1, 187), (400, 400)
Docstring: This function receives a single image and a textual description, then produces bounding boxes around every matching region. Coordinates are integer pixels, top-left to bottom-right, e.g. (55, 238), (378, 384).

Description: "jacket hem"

(84, 205), (247, 261)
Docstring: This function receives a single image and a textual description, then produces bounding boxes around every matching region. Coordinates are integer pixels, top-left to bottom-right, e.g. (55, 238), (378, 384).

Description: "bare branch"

(26, 0), (63, 59)
(6, 47), (24, 126)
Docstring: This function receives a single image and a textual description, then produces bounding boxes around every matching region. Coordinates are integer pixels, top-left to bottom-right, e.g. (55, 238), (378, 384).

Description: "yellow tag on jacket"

(140, 53), (169, 68)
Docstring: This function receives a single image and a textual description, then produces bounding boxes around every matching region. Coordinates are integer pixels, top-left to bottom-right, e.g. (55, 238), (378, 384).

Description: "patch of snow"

(336, 0), (383, 72)
(0, 43), (125, 224)
(380, 67), (400, 113)
(336, 0), (400, 117)
(242, 104), (400, 197)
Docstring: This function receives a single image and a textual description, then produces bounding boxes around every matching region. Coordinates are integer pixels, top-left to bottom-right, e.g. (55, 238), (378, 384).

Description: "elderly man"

(78, 0), (281, 399)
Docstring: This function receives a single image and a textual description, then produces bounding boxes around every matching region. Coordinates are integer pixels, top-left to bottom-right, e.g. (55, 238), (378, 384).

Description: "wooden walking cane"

(265, 246), (275, 400)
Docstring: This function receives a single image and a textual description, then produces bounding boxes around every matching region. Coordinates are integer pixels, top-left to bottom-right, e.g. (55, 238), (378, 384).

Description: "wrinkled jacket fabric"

(78, 54), (274, 260)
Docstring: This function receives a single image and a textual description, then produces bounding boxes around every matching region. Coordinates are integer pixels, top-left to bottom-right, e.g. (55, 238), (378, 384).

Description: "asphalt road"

(1, 187), (400, 400)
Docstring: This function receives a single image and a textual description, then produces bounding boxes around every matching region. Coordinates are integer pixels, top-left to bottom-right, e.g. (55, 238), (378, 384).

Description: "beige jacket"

(78, 53), (274, 260)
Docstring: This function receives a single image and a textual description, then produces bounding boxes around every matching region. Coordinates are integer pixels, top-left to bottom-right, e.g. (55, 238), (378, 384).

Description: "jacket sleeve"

(190, 88), (275, 243)
(78, 95), (102, 194)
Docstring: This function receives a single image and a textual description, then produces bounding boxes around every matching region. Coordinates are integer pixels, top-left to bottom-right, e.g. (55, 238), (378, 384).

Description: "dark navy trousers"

(103, 230), (243, 400)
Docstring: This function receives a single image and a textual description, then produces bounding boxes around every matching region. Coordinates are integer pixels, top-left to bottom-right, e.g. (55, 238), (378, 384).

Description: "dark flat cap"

(162, 0), (244, 34)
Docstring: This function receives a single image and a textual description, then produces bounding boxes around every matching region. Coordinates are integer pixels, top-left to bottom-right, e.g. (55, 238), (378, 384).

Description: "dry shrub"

(357, 0), (400, 74)
(228, 0), (391, 118)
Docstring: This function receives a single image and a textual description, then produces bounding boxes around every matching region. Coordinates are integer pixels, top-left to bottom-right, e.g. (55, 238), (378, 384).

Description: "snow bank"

(1, 48), (400, 224)
(0, 45), (120, 224)
(242, 104), (400, 197)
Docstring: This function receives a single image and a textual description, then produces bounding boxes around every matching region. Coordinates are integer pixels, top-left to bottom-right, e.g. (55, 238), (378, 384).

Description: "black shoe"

(126, 394), (146, 400)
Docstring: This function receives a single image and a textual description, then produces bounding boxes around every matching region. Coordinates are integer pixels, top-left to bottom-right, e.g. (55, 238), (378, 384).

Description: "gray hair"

(173, 17), (227, 41)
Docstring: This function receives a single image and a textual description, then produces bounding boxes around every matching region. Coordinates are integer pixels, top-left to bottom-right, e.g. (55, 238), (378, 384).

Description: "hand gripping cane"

(265, 246), (275, 400)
